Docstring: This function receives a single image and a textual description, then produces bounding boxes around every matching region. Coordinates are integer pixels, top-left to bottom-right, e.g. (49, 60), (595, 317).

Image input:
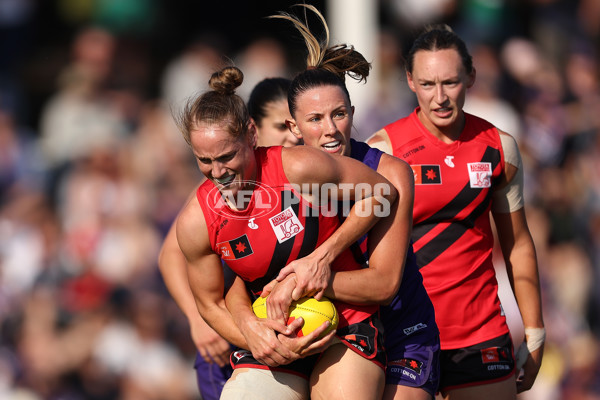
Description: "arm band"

(492, 132), (524, 213)
(515, 327), (546, 369)
(524, 327), (546, 353)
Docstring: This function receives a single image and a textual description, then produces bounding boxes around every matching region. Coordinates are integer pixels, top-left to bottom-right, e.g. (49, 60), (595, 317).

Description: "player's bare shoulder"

(366, 129), (393, 155)
(176, 193), (212, 259)
(377, 153), (414, 191)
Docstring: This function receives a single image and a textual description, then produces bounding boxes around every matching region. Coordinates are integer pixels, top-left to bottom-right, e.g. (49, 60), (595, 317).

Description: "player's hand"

(264, 274), (297, 324)
(240, 315), (300, 367)
(190, 316), (231, 367)
(516, 344), (544, 393)
(261, 279), (278, 298)
(276, 253), (331, 300)
(278, 320), (336, 358)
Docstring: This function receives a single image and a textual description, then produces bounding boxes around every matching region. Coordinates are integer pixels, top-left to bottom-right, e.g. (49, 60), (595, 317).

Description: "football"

(252, 295), (339, 338)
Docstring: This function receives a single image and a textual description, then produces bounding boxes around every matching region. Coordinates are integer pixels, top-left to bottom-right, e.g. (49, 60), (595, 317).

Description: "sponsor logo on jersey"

(481, 346), (511, 364)
(403, 322), (428, 336)
(467, 162), (492, 188)
(402, 145), (426, 159)
(248, 218), (258, 229)
(215, 219), (229, 235)
(411, 165), (441, 185)
(389, 358), (423, 375)
(269, 206), (304, 243)
(217, 234), (253, 260)
(444, 155), (455, 168)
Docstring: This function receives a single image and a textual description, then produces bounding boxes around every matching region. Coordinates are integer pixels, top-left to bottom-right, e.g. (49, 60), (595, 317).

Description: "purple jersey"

(350, 139), (439, 358)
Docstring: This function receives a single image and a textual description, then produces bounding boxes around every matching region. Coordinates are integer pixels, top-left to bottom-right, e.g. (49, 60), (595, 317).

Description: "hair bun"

(209, 66), (244, 95)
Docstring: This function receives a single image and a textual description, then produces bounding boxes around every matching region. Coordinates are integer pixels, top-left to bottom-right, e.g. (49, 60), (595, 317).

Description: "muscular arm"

(492, 130), (544, 392)
(493, 210), (543, 330)
(158, 209), (230, 366)
(158, 211), (204, 330)
(280, 146), (398, 299)
(325, 154), (413, 304)
(176, 197), (248, 348)
(178, 197), (305, 366)
(493, 208), (544, 392)
(493, 130), (543, 331)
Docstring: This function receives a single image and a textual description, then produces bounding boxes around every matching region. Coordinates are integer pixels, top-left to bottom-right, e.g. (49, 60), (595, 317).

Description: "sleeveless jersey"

(197, 146), (377, 328)
(384, 109), (509, 349)
(350, 139), (439, 354)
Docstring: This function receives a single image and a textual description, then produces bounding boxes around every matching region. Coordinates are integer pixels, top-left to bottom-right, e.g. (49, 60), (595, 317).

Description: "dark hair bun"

(209, 66), (244, 95)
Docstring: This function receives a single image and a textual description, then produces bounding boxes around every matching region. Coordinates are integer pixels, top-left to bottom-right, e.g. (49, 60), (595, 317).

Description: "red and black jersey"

(197, 146), (377, 328)
(384, 109), (509, 349)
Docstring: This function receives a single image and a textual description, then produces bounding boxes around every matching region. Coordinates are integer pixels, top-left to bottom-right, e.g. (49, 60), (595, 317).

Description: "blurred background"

(0, 0), (598, 399)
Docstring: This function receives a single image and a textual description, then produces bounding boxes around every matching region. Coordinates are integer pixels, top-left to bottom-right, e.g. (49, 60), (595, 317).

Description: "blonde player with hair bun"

(175, 59), (397, 399)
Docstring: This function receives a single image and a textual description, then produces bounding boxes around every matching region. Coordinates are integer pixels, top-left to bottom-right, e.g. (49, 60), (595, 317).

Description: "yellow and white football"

(252, 296), (339, 338)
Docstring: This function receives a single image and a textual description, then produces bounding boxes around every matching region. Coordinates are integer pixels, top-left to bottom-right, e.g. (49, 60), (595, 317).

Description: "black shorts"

(230, 313), (386, 378)
(438, 332), (515, 393)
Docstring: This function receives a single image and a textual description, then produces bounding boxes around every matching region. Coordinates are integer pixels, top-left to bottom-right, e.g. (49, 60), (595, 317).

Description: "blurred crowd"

(0, 0), (599, 399)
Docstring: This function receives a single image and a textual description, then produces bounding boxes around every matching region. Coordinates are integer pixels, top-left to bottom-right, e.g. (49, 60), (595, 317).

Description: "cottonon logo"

(467, 162), (492, 188)
(269, 206), (304, 243)
(389, 358), (423, 375)
(402, 145), (425, 159)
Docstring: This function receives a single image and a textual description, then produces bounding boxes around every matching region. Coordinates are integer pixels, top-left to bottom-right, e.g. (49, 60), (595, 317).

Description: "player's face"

(255, 99), (300, 148)
(191, 122), (257, 201)
(407, 48), (475, 139)
(289, 85), (354, 157)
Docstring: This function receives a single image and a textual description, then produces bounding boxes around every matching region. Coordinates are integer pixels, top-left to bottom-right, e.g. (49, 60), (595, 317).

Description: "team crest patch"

(481, 346), (511, 364)
(232, 350), (252, 362)
(411, 165), (441, 185)
(389, 358), (423, 375)
(269, 206), (304, 243)
(343, 333), (371, 353)
(467, 162), (492, 188)
(217, 234), (253, 260)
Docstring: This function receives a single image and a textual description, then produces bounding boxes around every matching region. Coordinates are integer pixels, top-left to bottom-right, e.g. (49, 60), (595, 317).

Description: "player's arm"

(176, 196), (249, 348)
(491, 130), (544, 393)
(325, 154), (413, 304)
(178, 200), (309, 367)
(283, 145), (397, 266)
(158, 207), (230, 366)
(264, 146), (397, 321)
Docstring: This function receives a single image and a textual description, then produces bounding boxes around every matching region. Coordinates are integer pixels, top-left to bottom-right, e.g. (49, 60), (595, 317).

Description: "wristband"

(524, 327), (546, 353)
(515, 327), (545, 370)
